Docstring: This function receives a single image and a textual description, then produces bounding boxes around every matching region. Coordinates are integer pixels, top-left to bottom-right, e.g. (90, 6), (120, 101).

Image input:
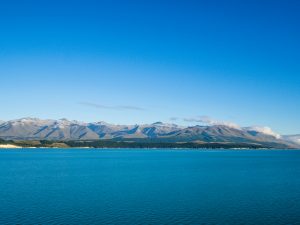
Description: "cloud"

(183, 116), (240, 129)
(79, 102), (145, 111)
(246, 126), (281, 139)
(169, 117), (179, 121)
(182, 115), (281, 138)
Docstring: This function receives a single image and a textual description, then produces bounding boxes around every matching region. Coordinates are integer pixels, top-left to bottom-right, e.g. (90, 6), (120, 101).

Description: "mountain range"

(0, 118), (299, 148)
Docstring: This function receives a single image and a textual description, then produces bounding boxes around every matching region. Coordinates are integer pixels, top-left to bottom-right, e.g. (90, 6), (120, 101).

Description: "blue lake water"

(0, 149), (300, 224)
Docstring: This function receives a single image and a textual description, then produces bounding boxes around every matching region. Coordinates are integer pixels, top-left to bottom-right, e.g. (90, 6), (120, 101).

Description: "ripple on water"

(0, 149), (300, 224)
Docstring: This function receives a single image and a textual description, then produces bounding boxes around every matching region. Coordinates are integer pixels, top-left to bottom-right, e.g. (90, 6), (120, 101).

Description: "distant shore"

(0, 139), (296, 150)
(0, 144), (22, 149)
(0, 146), (295, 150)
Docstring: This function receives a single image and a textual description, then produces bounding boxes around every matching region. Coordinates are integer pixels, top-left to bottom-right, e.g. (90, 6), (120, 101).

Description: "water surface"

(0, 149), (300, 224)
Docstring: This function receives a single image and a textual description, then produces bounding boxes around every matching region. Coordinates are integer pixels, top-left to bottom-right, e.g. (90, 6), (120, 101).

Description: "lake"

(0, 149), (300, 224)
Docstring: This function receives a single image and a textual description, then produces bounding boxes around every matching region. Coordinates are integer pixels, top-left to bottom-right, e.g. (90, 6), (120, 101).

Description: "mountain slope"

(0, 118), (297, 148)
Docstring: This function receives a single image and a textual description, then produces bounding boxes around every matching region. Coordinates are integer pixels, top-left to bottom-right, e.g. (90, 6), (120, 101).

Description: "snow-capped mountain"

(0, 118), (298, 148)
(0, 118), (182, 140)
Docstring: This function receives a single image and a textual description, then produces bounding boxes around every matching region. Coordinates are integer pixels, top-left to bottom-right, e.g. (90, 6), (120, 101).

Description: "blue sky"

(0, 0), (299, 134)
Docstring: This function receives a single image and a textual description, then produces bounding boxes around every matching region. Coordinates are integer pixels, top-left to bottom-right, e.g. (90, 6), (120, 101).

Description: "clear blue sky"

(0, 0), (299, 134)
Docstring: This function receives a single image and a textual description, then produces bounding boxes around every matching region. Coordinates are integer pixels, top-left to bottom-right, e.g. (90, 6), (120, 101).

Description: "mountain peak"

(0, 117), (298, 148)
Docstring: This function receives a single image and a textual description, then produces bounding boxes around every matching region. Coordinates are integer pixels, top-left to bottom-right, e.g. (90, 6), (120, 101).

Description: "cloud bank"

(246, 126), (281, 139)
(171, 115), (281, 139)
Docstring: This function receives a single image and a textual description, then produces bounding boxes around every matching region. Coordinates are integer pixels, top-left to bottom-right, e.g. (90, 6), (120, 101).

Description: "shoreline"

(0, 144), (22, 149)
(0, 146), (298, 150)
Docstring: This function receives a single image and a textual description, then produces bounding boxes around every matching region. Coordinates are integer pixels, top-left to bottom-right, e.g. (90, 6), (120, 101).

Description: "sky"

(0, 0), (299, 134)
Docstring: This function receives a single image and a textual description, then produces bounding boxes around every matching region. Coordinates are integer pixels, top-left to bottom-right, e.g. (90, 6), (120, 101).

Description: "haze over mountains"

(0, 118), (299, 148)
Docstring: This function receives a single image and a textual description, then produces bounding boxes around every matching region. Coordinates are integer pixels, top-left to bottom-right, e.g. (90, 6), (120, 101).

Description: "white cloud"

(79, 102), (145, 111)
(246, 126), (281, 139)
(183, 116), (241, 129)
(181, 115), (282, 138)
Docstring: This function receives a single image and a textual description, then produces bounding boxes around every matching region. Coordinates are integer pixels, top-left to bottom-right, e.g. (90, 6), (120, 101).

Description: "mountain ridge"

(0, 118), (298, 149)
